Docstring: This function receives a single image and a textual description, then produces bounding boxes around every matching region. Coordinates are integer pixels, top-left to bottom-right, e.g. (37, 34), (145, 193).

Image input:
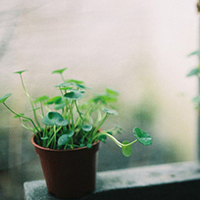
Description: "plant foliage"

(0, 68), (152, 156)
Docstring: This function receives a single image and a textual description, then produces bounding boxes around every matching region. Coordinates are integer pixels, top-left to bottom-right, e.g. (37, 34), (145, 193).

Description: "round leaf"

(121, 141), (132, 157)
(46, 96), (62, 105)
(34, 95), (49, 103)
(133, 127), (152, 146)
(187, 68), (199, 77)
(102, 108), (118, 115)
(0, 93), (12, 103)
(65, 130), (74, 137)
(82, 125), (92, 132)
(14, 70), (27, 74)
(42, 112), (65, 126)
(67, 79), (84, 85)
(106, 88), (119, 96)
(55, 118), (69, 126)
(52, 68), (67, 75)
(58, 134), (70, 146)
(64, 91), (83, 100)
(55, 82), (74, 90)
(87, 143), (92, 149)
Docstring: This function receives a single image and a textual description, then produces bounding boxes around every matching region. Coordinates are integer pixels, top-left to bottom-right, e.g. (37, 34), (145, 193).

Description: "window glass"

(0, 1), (198, 199)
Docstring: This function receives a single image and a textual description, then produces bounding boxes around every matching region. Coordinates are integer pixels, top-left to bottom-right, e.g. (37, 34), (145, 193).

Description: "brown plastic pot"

(31, 135), (100, 199)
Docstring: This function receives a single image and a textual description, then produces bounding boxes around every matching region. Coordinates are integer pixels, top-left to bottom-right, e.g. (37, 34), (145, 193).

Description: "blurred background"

(0, 0), (199, 199)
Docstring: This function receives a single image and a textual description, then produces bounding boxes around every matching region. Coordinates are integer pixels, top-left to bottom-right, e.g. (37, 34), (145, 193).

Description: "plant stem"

(3, 103), (41, 137)
(92, 113), (109, 137)
(46, 126), (62, 148)
(94, 132), (138, 148)
(19, 73), (41, 130)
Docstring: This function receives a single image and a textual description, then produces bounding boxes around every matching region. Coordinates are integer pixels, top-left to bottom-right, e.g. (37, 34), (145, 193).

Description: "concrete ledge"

(24, 161), (200, 200)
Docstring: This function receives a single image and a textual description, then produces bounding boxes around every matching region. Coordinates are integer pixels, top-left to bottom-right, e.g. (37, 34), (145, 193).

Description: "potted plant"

(0, 68), (152, 199)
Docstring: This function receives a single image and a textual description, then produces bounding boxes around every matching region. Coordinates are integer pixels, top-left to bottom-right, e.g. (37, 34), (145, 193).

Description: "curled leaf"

(52, 68), (67, 75)
(121, 141), (132, 157)
(0, 93), (12, 103)
(64, 91), (83, 100)
(14, 70), (27, 74)
(34, 95), (49, 103)
(187, 68), (199, 77)
(82, 124), (93, 132)
(133, 127), (152, 146)
(102, 108), (118, 115)
(58, 134), (70, 146)
(42, 112), (68, 126)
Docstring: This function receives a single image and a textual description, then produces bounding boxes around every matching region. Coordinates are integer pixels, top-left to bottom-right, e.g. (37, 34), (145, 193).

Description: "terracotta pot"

(31, 135), (100, 199)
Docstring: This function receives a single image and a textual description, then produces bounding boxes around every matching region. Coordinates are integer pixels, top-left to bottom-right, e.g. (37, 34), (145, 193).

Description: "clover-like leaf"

(52, 68), (67, 75)
(65, 130), (75, 137)
(53, 97), (66, 110)
(106, 88), (119, 96)
(58, 130), (74, 146)
(87, 143), (92, 149)
(64, 90), (83, 100)
(41, 137), (48, 140)
(46, 96), (62, 105)
(82, 124), (92, 132)
(34, 95), (49, 103)
(55, 117), (69, 126)
(42, 112), (68, 126)
(55, 82), (74, 89)
(133, 127), (152, 146)
(102, 108), (118, 115)
(121, 141), (132, 157)
(192, 95), (200, 103)
(98, 134), (107, 143)
(58, 134), (70, 146)
(0, 93), (12, 103)
(188, 50), (200, 57)
(187, 68), (199, 77)
(14, 70), (27, 74)
(67, 79), (84, 85)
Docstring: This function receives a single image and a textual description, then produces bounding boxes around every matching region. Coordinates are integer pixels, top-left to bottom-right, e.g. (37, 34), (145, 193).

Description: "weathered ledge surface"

(24, 161), (200, 200)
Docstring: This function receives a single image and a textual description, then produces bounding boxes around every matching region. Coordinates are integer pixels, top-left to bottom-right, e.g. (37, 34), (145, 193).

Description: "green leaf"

(188, 50), (200, 57)
(34, 95), (49, 103)
(42, 112), (68, 126)
(121, 141), (132, 157)
(102, 108), (118, 115)
(0, 93), (12, 103)
(106, 88), (119, 96)
(14, 70), (27, 74)
(58, 130), (74, 146)
(41, 136), (48, 140)
(64, 91), (83, 100)
(41, 137), (48, 140)
(52, 68), (67, 75)
(14, 113), (24, 118)
(192, 95), (200, 103)
(98, 134), (107, 143)
(46, 96), (62, 105)
(82, 125), (92, 132)
(64, 130), (74, 137)
(87, 143), (92, 149)
(55, 82), (74, 88)
(133, 127), (152, 146)
(55, 117), (69, 126)
(187, 68), (199, 77)
(67, 79), (84, 85)
(58, 134), (70, 146)
(53, 97), (66, 110)
(54, 102), (66, 110)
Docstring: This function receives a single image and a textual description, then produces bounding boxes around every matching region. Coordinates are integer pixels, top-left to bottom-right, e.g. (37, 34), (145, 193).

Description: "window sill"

(24, 161), (200, 200)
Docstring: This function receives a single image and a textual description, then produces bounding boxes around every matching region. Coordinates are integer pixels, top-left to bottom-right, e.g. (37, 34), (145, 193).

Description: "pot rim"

(31, 135), (100, 152)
